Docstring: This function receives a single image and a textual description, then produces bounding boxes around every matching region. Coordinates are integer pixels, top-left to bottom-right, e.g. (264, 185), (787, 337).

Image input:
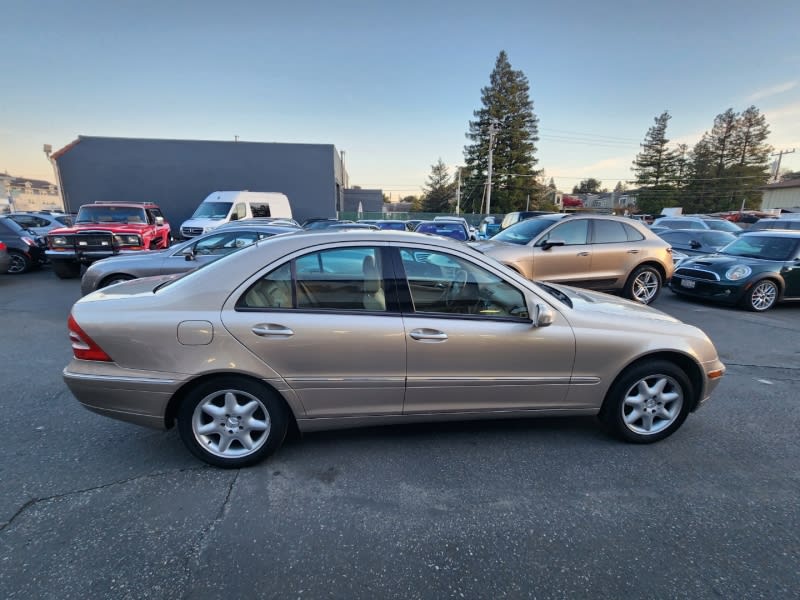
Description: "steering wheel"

(445, 269), (469, 307)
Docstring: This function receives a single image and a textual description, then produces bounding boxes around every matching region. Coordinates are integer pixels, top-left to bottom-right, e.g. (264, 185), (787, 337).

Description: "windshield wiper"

(538, 282), (573, 308)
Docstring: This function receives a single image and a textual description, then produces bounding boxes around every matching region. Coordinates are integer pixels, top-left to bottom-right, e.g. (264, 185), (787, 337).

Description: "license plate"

(681, 279), (696, 289)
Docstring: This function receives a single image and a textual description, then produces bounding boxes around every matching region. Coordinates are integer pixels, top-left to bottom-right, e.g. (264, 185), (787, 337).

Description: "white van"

(180, 191), (292, 238)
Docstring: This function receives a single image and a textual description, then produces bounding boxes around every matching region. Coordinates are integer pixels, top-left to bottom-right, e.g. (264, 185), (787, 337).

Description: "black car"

(657, 229), (737, 256)
(0, 216), (46, 274)
(670, 230), (800, 311)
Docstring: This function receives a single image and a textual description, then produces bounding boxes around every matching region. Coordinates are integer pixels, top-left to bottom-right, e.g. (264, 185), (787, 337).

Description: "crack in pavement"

(0, 465), (208, 533)
(181, 470), (241, 599)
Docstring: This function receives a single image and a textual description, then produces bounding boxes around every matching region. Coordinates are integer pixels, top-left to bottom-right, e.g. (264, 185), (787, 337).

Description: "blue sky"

(3, 0), (799, 199)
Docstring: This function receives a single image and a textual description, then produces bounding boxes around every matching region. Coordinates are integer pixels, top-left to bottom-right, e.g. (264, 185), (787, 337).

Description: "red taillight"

(68, 314), (113, 362)
(0, 241), (6, 251)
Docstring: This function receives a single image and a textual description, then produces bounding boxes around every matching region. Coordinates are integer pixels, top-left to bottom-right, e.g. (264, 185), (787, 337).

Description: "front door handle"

(252, 324), (294, 337)
(627, 249), (640, 254)
(577, 251), (590, 257)
(409, 328), (448, 341)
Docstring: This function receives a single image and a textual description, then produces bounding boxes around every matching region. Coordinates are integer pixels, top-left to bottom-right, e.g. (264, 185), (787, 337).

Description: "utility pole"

(486, 119), (499, 216)
(455, 167), (461, 215)
(771, 148), (795, 181)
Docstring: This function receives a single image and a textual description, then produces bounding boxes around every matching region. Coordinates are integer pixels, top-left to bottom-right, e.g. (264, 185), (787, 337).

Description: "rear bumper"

(63, 361), (186, 429)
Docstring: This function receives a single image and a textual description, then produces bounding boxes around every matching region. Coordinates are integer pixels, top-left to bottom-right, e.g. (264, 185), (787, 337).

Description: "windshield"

(191, 201), (233, 219)
(704, 219), (741, 233)
(700, 231), (737, 246)
(720, 235), (799, 261)
(492, 218), (556, 245)
(75, 205), (148, 224)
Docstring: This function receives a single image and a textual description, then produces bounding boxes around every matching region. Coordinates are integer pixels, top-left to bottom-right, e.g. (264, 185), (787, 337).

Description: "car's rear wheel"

(7, 251), (31, 274)
(624, 265), (662, 304)
(178, 376), (288, 468)
(601, 360), (692, 443)
(51, 260), (81, 279)
(100, 274), (135, 289)
(742, 279), (778, 312)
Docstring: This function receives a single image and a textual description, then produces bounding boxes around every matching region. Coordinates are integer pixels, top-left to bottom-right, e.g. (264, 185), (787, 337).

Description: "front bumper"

(670, 274), (747, 305)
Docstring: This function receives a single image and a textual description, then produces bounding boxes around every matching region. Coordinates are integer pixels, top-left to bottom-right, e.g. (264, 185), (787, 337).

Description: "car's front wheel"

(601, 360), (692, 443)
(178, 376), (288, 468)
(624, 265), (662, 304)
(742, 279), (778, 312)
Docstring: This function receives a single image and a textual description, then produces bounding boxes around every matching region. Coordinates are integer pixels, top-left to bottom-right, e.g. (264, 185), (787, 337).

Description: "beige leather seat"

(362, 255), (386, 311)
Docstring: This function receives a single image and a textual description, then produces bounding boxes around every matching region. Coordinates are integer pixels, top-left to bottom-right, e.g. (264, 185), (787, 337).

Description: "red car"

(46, 202), (171, 279)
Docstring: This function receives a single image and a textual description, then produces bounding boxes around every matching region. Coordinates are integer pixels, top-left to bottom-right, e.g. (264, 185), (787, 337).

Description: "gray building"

(52, 136), (355, 226)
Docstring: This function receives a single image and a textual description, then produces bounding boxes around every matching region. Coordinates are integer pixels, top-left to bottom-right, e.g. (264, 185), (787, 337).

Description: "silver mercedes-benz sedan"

(80, 222), (298, 295)
(64, 230), (725, 468)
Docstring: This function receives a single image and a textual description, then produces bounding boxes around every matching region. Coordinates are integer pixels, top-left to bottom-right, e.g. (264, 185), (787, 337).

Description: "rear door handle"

(409, 329), (448, 341)
(577, 251), (590, 257)
(627, 249), (640, 254)
(252, 324), (294, 337)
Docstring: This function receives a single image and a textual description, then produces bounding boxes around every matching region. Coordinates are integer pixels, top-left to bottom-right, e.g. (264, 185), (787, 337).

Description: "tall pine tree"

(632, 111), (677, 212)
(421, 158), (455, 213)
(463, 51), (542, 214)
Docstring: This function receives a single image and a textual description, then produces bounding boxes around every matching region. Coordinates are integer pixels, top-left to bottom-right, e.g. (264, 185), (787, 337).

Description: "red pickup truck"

(46, 201), (171, 279)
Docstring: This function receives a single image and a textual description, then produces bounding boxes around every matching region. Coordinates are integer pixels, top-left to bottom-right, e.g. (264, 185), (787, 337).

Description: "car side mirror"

(155, 216), (164, 226)
(530, 302), (554, 327)
(541, 239), (566, 250)
(690, 240), (701, 249)
(184, 249), (195, 261)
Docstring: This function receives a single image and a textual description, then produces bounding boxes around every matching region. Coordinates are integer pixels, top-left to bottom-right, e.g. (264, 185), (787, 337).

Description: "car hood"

(544, 282), (681, 324)
(469, 239), (513, 252)
(678, 253), (772, 270)
(49, 223), (152, 235)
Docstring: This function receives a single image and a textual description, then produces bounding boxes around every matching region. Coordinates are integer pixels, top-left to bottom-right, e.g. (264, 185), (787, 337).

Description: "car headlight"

(50, 236), (69, 246)
(725, 265), (752, 281)
(114, 234), (142, 245)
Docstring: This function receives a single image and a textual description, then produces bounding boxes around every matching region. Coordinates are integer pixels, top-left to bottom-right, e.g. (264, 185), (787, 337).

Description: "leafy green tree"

(421, 158), (455, 213)
(463, 51), (542, 213)
(572, 178), (603, 194)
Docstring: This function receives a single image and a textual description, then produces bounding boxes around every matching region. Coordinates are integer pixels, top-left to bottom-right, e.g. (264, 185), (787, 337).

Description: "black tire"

(741, 279), (778, 312)
(51, 260), (82, 279)
(600, 360), (692, 444)
(178, 376), (289, 468)
(623, 265), (662, 304)
(7, 251), (31, 274)
(100, 274), (135, 289)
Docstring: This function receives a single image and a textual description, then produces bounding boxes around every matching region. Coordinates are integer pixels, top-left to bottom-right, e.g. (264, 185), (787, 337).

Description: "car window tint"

(399, 247), (528, 319)
(662, 231), (690, 244)
(239, 247), (386, 312)
(623, 223), (645, 241)
(592, 219), (628, 243)
(540, 219), (588, 245)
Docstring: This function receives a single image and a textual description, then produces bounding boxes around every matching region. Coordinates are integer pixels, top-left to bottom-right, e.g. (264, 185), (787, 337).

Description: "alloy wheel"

(631, 270), (660, 304)
(748, 281), (777, 311)
(191, 388), (272, 459)
(621, 373), (684, 436)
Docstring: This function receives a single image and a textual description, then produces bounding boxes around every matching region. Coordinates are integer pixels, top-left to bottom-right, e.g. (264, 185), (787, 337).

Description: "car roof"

(740, 229), (800, 238)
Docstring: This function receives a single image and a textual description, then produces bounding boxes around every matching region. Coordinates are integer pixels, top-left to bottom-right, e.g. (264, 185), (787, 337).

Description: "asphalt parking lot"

(1, 267), (798, 599)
